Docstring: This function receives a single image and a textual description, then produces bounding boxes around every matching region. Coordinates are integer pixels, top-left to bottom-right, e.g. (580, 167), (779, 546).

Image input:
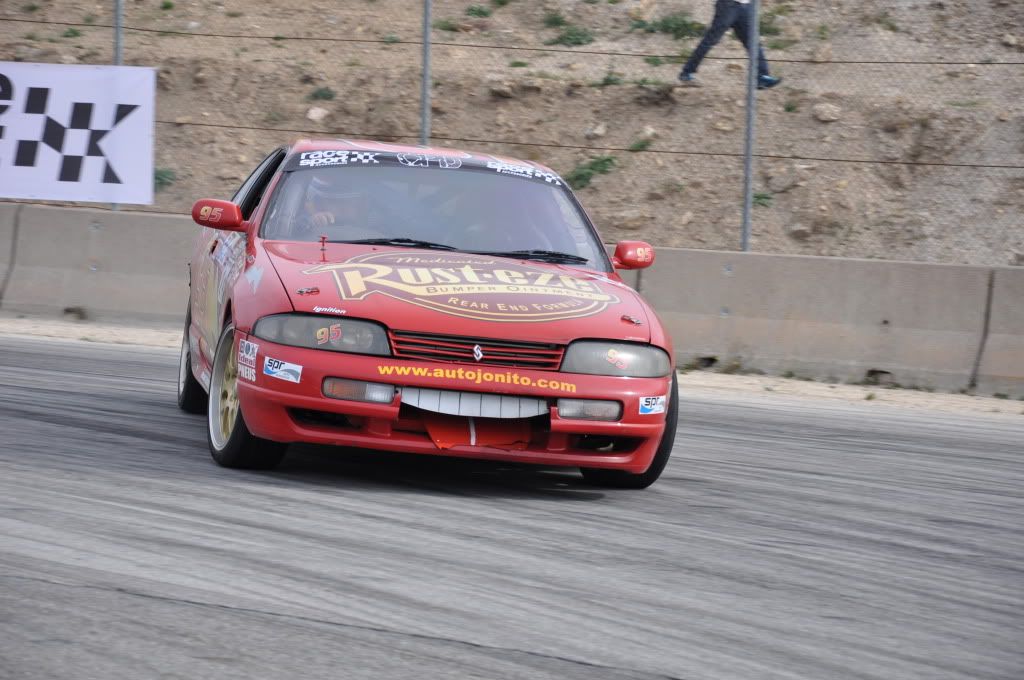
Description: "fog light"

(323, 378), (395, 404)
(557, 398), (622, 421)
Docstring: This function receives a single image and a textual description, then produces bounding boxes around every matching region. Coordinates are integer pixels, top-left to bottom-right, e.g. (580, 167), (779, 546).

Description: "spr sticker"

(263, 357), (302, 383)
(639, 395), (666, 415)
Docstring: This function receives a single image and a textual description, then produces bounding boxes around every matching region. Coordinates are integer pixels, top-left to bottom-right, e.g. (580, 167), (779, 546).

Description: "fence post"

(112, 0), (124, 211)
(740, 0), (760, 251)
(420, 0), (432, 146)
(113, 0), (123, 65)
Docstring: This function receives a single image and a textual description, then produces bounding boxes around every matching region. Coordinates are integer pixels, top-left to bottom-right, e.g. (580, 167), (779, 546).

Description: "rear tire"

(207, 323), (287, 470)
(581, 372), (679, 489)
(177, 305), (208, 414)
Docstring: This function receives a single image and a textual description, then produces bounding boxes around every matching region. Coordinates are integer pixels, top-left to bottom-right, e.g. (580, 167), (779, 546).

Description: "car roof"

(288, 138), (559, 176)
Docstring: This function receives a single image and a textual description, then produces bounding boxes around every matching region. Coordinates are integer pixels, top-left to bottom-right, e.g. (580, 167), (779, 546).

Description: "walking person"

(679, 0), (782, 89)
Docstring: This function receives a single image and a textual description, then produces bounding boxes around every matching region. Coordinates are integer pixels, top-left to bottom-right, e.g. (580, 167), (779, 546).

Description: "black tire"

(581, 372), (679, 489)
(207, 323), (287, 470)
(177, 304), (208, 414)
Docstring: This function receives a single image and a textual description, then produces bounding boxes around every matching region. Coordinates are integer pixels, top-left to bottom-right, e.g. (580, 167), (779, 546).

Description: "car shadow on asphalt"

(257, 443), (611, 501)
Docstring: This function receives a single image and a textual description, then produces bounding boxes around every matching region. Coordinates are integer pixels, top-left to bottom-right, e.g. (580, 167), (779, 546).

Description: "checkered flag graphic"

(13, 87), (138, 183)
(349, 152), (379, 164)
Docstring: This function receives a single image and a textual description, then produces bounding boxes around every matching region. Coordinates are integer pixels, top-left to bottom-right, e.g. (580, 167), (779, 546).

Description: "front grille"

(389, 330), (564, 370)
(401, 387), (548, 418)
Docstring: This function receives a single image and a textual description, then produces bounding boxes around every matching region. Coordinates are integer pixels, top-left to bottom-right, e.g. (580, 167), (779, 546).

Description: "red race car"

(177, 140), (677, 488)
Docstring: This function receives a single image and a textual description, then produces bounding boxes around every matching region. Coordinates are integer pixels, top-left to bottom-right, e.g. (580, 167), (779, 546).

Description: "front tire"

(177, 305), (208, 414)
(581, 372), (679, 489)
(207, 323), (287, 470)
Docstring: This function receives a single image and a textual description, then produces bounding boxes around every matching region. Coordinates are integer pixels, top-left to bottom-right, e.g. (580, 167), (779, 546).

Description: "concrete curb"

(636, 249), (1019, 395)
(976, 267), (1024, 396)
(0, 204), (194, 322)
(0, 204), (21, 305)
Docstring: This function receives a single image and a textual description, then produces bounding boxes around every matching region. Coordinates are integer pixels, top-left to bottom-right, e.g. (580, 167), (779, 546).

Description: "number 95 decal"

(198, 205), (224, 222)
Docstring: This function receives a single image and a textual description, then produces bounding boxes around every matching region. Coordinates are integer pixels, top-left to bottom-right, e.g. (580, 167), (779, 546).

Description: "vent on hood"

(389, 330), (564, 370)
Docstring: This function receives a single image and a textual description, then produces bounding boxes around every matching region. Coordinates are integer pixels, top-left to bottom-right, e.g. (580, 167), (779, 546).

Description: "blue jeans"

(682, 0), (770, 78)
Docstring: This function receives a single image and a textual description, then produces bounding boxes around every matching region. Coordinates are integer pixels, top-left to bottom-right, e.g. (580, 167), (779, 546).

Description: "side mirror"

(611, 241), (655, 270)
(191, 199), (244, 232)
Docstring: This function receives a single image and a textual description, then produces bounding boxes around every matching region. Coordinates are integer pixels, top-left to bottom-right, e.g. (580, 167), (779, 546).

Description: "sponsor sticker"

(377, 364), (577, 393)
(304, 252), (620, 323)
(486, 160), (562, 185)
(313, 305), (346, 315)
(238, 339), (258, 382)
(214, 233), (246, 303)
(297, 150), (380, 167)
(639, 395), (666, 415)
(264, 357), (302, 383)
(397, 153), (463, 169)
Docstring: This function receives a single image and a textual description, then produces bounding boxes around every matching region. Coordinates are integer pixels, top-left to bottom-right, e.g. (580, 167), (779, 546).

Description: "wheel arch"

(221, 300), (233, 330)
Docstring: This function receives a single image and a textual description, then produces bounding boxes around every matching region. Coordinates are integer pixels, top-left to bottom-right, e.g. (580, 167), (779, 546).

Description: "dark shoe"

(677, 72), (700, 86)
(758, 75), (782, 89)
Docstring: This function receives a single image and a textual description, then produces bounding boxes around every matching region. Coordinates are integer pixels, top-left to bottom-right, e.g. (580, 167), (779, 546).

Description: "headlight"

(253, 314), (391, 356)
(561, 341), (671, 377)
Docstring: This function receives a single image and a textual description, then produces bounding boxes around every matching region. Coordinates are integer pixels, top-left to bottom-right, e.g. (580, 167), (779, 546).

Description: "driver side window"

(232, 148), (286, 219)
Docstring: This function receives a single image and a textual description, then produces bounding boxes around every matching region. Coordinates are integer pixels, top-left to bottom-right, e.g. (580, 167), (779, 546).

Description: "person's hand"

(311, 211), (335, 228)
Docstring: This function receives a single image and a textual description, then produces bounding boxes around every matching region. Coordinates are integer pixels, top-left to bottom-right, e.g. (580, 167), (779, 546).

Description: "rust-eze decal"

(304, 252), (620, 322)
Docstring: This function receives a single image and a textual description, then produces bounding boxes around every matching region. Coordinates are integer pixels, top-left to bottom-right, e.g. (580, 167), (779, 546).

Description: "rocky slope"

(2, 0), (1022, 264)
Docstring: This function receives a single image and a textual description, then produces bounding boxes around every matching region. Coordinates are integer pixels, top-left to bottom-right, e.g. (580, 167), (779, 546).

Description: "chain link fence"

(1, 0), (1021, 265)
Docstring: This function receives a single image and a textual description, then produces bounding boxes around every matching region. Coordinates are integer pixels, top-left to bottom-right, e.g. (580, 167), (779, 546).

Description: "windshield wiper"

(472, 249), (590, 264)
(331, 238), (458, 251)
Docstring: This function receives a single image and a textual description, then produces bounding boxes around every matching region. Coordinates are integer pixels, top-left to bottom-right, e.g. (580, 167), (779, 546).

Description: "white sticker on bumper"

(238, 340), (259, 382)
(639, 395), (666, 415)
(263, 357), (302, 383)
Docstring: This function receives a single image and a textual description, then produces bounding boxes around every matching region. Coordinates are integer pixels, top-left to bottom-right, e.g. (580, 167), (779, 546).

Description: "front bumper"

(236, 336), (672, 473)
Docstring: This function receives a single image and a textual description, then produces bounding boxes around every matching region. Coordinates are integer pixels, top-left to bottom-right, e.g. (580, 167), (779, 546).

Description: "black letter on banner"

(0, 73), (12, 152)
(0, 73), (12, 115)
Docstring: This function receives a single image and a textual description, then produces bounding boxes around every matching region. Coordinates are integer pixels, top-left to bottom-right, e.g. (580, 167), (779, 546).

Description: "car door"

(192, 148), (287, 368)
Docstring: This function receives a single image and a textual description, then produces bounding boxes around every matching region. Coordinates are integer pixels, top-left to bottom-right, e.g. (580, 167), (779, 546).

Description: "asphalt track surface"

(1, 335), (1021, 680)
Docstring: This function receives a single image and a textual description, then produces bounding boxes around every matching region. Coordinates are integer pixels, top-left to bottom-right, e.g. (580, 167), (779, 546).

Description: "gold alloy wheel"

(209, 328), (239, 450)
(220, 347), (239, 442)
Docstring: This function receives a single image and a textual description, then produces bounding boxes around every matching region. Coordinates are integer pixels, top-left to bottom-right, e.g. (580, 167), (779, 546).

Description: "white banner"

(0, 62), (155, 204)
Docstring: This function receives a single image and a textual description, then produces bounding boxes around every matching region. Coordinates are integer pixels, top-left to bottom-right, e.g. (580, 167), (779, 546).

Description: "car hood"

(262, 242), (652, 344)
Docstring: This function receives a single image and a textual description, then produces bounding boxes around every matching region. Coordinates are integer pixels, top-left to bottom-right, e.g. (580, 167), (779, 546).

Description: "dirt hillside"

(2, 0), (1022, 265)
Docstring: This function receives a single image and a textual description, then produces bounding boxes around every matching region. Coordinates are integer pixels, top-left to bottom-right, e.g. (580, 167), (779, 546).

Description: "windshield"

(260, 163), (609, 269)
